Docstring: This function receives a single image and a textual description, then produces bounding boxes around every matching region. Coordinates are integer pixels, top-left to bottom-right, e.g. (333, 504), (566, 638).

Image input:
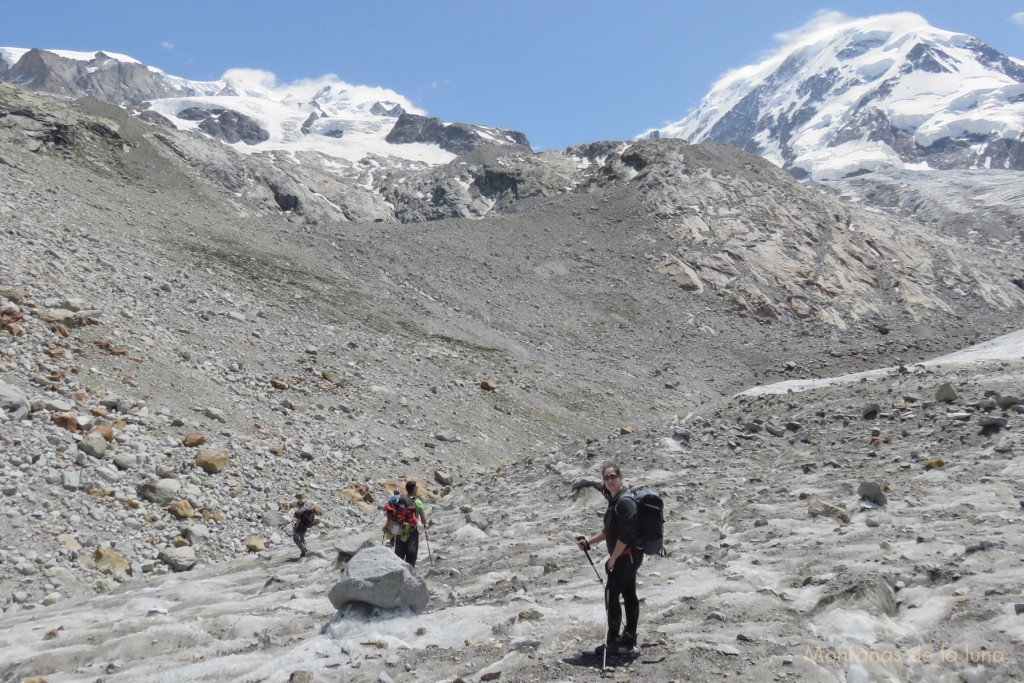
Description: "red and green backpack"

(384, 494), (418, 540)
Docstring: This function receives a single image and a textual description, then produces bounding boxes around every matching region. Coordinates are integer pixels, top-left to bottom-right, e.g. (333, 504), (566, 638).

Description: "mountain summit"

(648, 13), (1024, 180)
(0, 47), (530, 166)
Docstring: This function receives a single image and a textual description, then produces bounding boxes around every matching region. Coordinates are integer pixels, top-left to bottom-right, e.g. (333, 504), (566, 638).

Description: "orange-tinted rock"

(195, 449), (230, 473)
(322, 371), (344, 385)
(182, 432), (206, 447)
(52, 413), (80, 433)
(168, 499), (195, 519)
(90, 425), (115, 443)
(94, 547), (131, 577)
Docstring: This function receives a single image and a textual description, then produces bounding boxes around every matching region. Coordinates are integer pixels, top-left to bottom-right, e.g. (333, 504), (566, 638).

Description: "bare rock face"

(385, 112), (530, 155)
(328, 545), (428, 614)
(178, 107), (270, 145)
(590, 139), (1024, 331)
(2, 49), (187, 104)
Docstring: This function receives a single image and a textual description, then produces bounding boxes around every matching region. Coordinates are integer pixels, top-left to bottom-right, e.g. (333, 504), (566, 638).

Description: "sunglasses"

(602, 473), (620, 481)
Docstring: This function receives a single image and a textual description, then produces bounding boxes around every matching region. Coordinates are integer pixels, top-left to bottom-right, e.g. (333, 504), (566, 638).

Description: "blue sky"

(3, 1), (1022, 151)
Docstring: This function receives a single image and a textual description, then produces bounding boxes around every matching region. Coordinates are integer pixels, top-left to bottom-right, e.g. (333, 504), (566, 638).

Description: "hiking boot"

(595, 640), (635, 657)
(619, 631), (637, 649)
(594, 635), (619, 657)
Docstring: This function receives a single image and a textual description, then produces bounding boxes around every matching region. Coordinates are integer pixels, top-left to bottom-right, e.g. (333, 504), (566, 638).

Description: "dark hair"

(406, 480), (417, 494)
(600, 462), (621, 477)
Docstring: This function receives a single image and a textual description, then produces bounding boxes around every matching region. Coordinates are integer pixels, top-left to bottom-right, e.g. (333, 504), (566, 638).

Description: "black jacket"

(603, 490), (638, 553)
(294, 508), (316, 533)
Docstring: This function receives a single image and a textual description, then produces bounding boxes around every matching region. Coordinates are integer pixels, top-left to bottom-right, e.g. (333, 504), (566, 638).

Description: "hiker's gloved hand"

(575, 536), (590, 551)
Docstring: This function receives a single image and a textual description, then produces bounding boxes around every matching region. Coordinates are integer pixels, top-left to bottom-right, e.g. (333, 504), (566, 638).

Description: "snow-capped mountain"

(648, 13), (1024, 180)
(0, 47), (530, 165)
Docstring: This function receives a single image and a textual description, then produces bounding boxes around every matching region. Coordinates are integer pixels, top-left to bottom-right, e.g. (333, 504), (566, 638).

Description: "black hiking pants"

(395, 528), (419, 567)
(605, 549), (642, 642)
(293, 528), (308, 556)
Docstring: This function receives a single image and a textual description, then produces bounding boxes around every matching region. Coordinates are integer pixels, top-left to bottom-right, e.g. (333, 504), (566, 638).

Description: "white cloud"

(710, 11), (931, 91)
(771, 10), (851, 47)
(1011, 12), (1024, 27)
(218, 68), (427, 114)
(161, 41), (174, 50)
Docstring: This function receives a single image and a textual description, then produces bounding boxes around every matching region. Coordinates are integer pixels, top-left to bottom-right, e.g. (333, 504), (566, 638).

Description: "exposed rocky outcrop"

(0, 48), (213, 104)
(179, 107), (270, 145)
(385, 112), (531, 155)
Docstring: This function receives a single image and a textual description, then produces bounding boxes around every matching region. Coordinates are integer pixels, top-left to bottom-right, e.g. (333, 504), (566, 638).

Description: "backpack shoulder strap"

(613, 490), (636, 514)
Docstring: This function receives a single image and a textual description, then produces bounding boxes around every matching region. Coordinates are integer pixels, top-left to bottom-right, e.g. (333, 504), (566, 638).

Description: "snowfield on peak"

(0, 47), (482, 166)
(139, 66), (453, 164)
(649, 12), (1024, 179)
(0, 47), (144, 68)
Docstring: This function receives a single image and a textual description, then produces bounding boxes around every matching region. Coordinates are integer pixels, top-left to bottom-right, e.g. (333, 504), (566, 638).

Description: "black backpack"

(625, 488), (664, 555)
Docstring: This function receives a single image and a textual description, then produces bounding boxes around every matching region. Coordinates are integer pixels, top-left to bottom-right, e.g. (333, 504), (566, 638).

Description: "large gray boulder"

(328, 545), (428, 614)
(0, 382), (30, 421)
(334, 533), (379, 563)
(158, 546), (197, 572)
(261, 511), (291, 527)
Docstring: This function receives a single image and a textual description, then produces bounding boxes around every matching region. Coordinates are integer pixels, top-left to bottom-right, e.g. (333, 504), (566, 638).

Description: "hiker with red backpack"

(384, 480), (428, 567)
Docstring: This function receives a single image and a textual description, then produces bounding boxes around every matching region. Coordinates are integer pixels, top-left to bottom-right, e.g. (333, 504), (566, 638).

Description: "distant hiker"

(576, 462), (642, 654)
(293, 497), (322, 558)
(384, 480), (428, 567)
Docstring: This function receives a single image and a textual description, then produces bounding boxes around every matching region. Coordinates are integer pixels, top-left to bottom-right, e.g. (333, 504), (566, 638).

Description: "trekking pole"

(423, 524), (433, 564)
(577, 536), (609, 670)
(576, 536), (605, 588)
(603, 581), (610, 671)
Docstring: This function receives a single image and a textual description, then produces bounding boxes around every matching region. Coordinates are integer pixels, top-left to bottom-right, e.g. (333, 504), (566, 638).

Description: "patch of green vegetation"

(428, 333), (499, 355)
(519, 402), (578, 429)
(180, 238), (385, 328)
(597, 292), (641, 322)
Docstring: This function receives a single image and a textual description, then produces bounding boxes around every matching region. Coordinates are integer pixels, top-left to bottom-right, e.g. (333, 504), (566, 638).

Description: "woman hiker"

(576, 462), (642, 654)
